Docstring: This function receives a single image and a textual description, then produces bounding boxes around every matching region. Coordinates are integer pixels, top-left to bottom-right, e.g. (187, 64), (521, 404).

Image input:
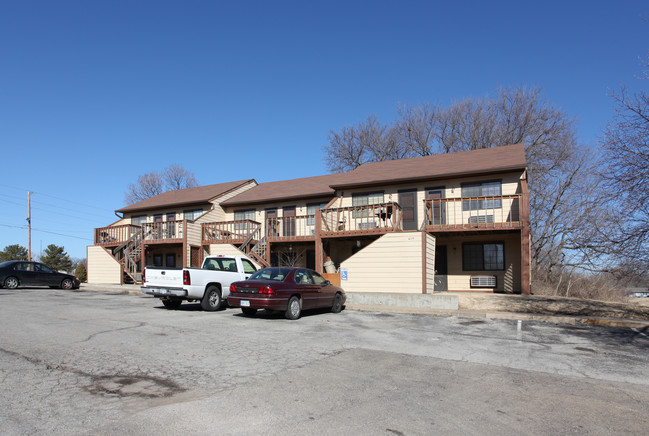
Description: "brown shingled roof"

(116, 179), (256, 214)
(222, 144), (526, 207)
(331, 143), (527, 189)
(221, 173), (343, 207)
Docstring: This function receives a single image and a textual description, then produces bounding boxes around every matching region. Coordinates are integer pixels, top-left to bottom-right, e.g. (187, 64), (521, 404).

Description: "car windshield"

(249, 268), (291, 281)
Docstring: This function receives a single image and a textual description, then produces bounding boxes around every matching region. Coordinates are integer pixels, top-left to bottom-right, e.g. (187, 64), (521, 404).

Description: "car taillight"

(258, 286), (275, 295)
(230, 284), (236, 293)
(142, 269), (146, 283)
(183, 270), (191, 285)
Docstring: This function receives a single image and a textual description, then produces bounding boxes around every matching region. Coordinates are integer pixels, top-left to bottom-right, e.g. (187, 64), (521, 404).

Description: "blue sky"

(0, 0), (647, 261)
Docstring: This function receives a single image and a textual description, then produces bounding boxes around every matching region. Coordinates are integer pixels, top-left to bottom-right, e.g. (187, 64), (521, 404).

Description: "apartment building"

(88, 144), (530, 294)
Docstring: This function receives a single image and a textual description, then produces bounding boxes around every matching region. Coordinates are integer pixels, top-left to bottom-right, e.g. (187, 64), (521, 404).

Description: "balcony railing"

(202, 220), (261, 244)
(423, 195), (522, 230)
(266, 216), (317, 241)
(142, 221), (186, 241)
(321, 202), (403, 236)
(95, 224), (141, 246)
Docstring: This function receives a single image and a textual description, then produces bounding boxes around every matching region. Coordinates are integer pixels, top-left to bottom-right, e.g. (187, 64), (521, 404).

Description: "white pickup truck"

(141, 255), (258, 311)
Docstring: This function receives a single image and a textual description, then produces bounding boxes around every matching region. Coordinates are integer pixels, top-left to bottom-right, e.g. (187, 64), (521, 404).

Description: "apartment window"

(234, 209), (255, 221)
(132, 216), (147, 226)
(352, 192), (384, 218)
(166, 254), (176, 268)
(462, 181), (502, 211)
(307, 202), (328, 226)
(463, 243), (504, 271)
(234, 209), (256, 231)
(184, 209), (203, 221)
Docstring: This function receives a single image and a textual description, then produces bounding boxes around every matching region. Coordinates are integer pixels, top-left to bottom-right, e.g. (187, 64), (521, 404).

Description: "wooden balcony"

(320, 202), (403, 237)
(95, 224), (141, 246)
(202, 220), (261, 245)
(142, 221), (186, 242)
(266, 216), (317, 242)
(423, 195), (522, 231)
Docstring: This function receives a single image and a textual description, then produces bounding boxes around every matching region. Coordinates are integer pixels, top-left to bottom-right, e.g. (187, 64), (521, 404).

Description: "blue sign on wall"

(341, 269), (348, 281)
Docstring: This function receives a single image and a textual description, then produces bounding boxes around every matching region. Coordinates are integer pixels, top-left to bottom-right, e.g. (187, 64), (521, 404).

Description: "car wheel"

(162, 299), (182, 310)
(61, 278), (74, 290)
(331, 293), (344, 313)
(285, 296), (301, 320)
(201, 286), (222, 311)
(241, 307), (257, 316)
(4, 277), (19, 289)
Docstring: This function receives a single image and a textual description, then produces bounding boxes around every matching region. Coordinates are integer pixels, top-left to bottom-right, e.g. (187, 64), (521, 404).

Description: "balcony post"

(520, 176), (531, 295)
(315, 209), (324, 273)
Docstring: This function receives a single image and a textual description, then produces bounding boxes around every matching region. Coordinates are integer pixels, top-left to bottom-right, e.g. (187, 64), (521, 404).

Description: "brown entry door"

(266, 209), (278, 237)
(283, 206), (296, 237)
(398, 190), (418, 230)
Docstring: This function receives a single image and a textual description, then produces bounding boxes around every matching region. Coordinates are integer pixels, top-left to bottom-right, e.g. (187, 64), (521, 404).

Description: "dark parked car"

(227, 267), (346, 320)
(0, 260), (80, 290)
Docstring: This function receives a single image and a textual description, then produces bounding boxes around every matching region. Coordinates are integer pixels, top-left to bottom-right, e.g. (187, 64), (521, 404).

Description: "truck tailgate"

(145, 268), (184, 288)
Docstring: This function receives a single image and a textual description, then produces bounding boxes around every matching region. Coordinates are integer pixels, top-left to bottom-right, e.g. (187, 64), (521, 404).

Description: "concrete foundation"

(346, 292), (459, 310)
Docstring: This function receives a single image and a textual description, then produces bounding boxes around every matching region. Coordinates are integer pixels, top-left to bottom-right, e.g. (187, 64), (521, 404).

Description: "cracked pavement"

(1, 287), (648, 435)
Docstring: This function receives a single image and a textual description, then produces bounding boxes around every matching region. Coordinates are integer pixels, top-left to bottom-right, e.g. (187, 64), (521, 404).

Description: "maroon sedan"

(227, 267), (346, 320)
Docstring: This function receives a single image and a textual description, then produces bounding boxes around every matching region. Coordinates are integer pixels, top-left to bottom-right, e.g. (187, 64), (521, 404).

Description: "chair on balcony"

(376, 206), (393, 227)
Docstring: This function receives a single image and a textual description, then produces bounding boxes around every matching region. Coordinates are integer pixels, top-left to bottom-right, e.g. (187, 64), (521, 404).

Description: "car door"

(14, 262), (36, 285)
(310, 270), (336, 307)
(33, 263), (60, 286)
(293, 269), (319, 309)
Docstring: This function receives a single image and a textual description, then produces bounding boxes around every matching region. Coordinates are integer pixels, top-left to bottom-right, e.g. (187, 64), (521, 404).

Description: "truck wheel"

(162, 299), (182, 310)
(201, 286), (222, 311)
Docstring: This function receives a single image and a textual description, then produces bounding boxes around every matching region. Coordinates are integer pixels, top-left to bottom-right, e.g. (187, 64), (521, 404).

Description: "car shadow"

(231, 306), (345, 320)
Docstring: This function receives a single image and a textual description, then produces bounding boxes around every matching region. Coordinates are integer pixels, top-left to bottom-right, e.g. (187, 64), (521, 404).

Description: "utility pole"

(27, 191), (32, 261)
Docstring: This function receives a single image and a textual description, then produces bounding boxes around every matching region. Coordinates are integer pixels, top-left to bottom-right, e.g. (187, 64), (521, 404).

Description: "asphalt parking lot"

(1, 286), (648, 435)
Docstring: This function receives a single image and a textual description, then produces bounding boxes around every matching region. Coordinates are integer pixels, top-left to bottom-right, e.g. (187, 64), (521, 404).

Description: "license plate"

(158, 289), (168, 294)
(241, 300), (250, 307)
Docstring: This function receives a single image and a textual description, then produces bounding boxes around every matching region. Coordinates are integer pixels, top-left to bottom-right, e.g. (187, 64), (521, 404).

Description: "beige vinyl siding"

(425, 233), (436, 294)
(340, 232), (424, 293)
(196, 207), (223, 224)
(207, 243), (262, 269)
(185, 222), (202, 261)
(110, 218), (129, 227)
(87, 246), (122, 284)
(208, 181), (258, 222)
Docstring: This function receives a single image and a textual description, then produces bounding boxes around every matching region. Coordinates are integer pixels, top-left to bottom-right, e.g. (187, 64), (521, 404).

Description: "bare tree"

(124, 164), (199, 205)
(323, 115), (405, 172)
(164, 164), (198, 191)
(600, 87), (649, 266)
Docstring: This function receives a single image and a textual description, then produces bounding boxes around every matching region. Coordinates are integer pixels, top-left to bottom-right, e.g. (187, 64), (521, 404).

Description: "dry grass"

(458, 292), (649, 320)
(531, 273), (628, 302)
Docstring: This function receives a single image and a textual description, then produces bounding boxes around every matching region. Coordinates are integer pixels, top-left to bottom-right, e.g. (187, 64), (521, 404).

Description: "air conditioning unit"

(470, 276), (497, 288)
(468, 215), (495, 224)
(357, 222), (377, 230)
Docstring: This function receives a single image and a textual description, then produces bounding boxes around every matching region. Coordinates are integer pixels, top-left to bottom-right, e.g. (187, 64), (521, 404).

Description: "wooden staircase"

(113, 230), (143, 283)
(238, 224), (270, 268)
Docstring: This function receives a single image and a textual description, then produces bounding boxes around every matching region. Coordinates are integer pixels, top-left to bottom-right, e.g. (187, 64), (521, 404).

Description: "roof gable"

(116, 179), (256, 214)
(221, 173), (343, 207)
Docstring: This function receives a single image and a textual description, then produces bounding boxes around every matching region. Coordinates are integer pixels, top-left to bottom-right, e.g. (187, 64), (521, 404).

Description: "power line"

(0, 224), (93, 242)
(0, 184), (115, 214)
